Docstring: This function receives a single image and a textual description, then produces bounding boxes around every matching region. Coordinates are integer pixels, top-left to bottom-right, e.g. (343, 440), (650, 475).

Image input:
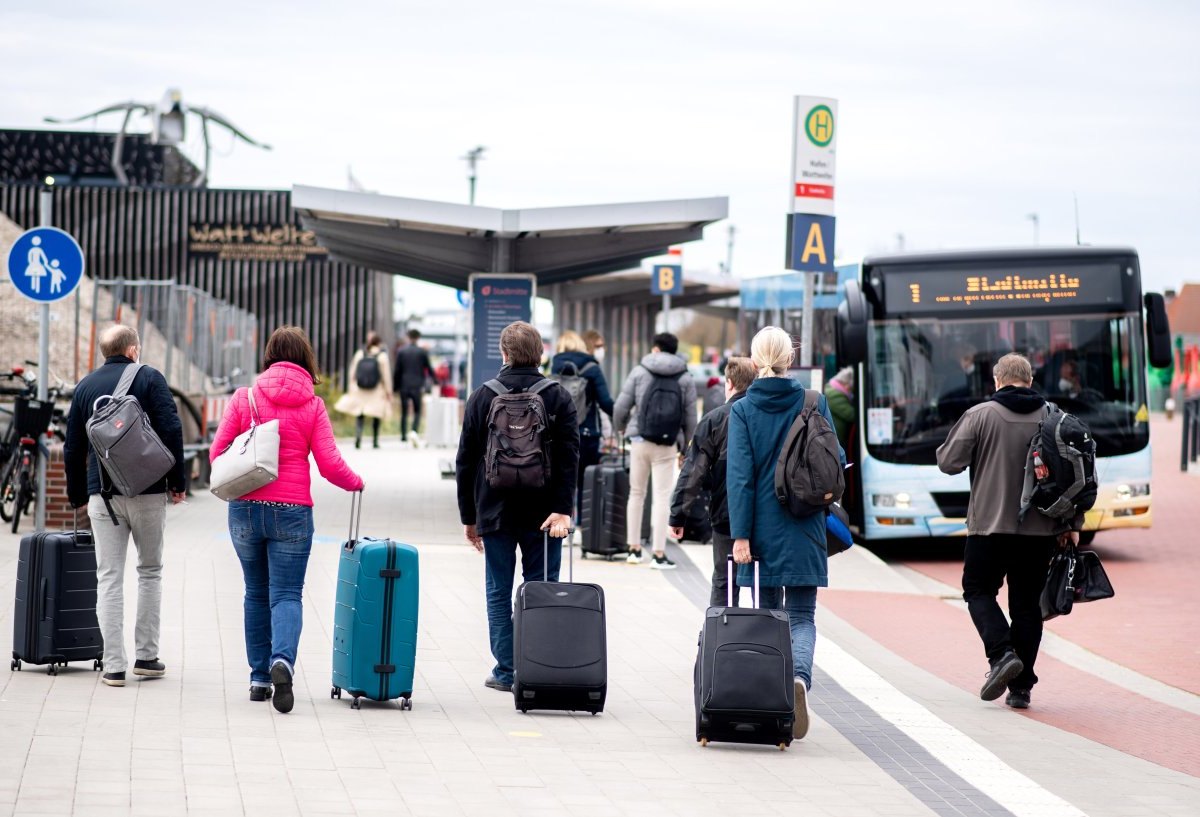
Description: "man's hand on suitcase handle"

(733, 538), (752, 564)
(464, 524), (483, 553)
(541, 513), (572, 540)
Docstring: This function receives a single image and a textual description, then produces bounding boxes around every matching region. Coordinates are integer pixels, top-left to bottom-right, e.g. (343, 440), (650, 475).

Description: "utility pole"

(462, 146), (486, 205)
(1073, 194), (1081, 245)
(719, 224), (736, 276)
(1026, 212), (1040, 246)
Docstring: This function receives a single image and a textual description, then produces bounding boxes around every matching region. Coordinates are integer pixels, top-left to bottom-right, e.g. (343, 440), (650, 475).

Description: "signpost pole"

(799, 272), (815, 368)
(662, 293), (670, 334)
(35, 189), (52, 532)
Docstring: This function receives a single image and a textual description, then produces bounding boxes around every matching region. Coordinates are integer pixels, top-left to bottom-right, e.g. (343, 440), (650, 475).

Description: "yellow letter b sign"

(650, 263), (684, 295)
(786, 214), (836, 273)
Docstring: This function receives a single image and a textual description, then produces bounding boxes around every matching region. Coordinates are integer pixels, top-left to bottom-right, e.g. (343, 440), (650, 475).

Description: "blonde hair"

(750, 327), (795, 378)
(993, 353), (1033, 387)
(556, 330), (587, 354)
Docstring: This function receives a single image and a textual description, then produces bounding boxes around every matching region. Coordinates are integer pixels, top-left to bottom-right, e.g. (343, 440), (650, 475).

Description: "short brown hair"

(100, 324), (140, 358)
(264, 325), (321, 384)
(993, 353), (1032, 386)
(500, 321), (543, 368)
(724, 357), (755, 393)
(365, 330), (381, 348)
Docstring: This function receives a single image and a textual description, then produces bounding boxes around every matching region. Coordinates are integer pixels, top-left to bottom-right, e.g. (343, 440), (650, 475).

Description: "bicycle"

(0, 363), (71, 533)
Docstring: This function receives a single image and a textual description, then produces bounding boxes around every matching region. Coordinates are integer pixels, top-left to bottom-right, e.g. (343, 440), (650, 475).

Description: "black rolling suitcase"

(12, 527), (103, 675)
(512, 532), (607, 714)
(695, 559), (795, 749)
(579, 446), (652, 558)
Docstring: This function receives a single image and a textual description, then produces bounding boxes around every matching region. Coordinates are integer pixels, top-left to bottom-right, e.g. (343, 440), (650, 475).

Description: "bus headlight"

(1115, 483), (1150, 500)
(873, 492), (911, 509)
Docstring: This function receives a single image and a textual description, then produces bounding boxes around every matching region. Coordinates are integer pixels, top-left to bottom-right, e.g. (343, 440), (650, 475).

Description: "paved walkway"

(1, 438), (1197, 816)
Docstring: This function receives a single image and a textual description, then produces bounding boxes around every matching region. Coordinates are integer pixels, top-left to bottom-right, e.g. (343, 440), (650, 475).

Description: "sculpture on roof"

(44, 88), (270, 188)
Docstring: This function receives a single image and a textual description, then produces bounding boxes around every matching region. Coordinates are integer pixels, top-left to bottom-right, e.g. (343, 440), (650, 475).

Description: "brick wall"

(45, 441), (88, 531)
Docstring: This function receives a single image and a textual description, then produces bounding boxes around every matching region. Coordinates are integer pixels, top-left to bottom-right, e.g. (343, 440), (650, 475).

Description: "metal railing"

(1183, 394), (1200, 473)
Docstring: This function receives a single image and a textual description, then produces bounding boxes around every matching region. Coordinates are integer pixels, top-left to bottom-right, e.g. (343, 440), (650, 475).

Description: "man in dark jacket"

(669, 357), (755, 606)
(393, 329), (434, 442)
(64, 325), (185, 688)
(455, 321), (579, 693)
(550, 332), (614, 525)
(936, 353), (1078, 710)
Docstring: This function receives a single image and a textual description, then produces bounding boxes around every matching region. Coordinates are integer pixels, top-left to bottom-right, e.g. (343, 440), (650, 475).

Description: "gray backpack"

(551, 361), (596, 427)
(482, 378), (557, 489)
(86, 364), (177, 510)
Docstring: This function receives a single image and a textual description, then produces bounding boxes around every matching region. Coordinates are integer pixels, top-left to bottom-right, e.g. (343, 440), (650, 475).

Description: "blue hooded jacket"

(550, 351), (614, 436)
(727, 377), (845, 588)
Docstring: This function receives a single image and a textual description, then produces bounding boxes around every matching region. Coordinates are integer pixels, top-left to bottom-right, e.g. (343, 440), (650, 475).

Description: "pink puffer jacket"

(209, 362), (363, 505)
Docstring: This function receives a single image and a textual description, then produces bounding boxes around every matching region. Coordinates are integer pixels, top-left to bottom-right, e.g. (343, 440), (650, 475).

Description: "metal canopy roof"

(563, 269), (739, 309)
(292, 185), (728, 289)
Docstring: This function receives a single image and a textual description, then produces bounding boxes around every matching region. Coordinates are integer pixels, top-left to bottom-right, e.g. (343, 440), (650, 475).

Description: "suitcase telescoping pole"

(727, 555), (760, 608)
(544, 527), (574, 582)
(347, 490), (363, 548)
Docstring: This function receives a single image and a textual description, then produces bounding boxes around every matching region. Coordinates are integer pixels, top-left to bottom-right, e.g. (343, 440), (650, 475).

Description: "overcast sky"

(3, 0), (1197, 313)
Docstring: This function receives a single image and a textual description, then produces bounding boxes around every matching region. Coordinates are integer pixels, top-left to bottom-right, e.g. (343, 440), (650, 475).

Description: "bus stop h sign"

(5, 227), (85, 303)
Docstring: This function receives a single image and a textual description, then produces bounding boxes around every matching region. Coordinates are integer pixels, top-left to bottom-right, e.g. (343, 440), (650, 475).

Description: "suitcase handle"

(39, 577), (48, 620)
(346, 491), (363, 549)
(727, 555), (760, 609)
(543, 528), (574, 583)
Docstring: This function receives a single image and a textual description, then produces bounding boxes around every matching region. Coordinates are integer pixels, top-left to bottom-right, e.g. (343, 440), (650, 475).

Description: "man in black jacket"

(393, 329), (434, 442)
(668, 357), (755, 607)
(455, 321), (579, 692)
(64, 325), (185, 688)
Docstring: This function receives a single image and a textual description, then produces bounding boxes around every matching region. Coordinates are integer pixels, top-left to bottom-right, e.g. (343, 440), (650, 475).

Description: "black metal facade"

(0, 183), (392, 384)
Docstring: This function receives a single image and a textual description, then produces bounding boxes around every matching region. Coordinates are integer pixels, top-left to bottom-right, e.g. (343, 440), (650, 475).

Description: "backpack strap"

(483, 379), (509, 396)
(579, 361), (597, 375)
(113, 363), (143, 400)
(528, 378), (557, 397)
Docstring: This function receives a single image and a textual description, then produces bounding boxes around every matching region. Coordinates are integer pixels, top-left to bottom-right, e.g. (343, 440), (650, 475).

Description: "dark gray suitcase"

(12, 528), (104, 674)
(694, 559), (795, 749)
(579, 449), (651, 558)
(512, 532), (607, 714)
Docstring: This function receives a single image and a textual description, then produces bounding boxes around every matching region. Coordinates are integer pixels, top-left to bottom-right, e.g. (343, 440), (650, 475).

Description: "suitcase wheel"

(580, 551), (587, 559)
(350, 697), (361, 710)
(778, 743), (788, 751)
(331, 686), (342, 699)
(93, 659), (102, 672)
(401, 697), (412, 711)
(698, 737), (709, 747)
(47, 664), (58, 676)
(518, 707), (528, 714)
(10, 659), (20, 672)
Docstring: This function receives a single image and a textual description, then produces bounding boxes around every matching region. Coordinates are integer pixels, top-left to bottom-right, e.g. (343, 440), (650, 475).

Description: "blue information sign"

(469, 274), (536, 393)
(650, 263), (683, 296)
(5, 227), (85, 303)
(786, 213), (836, 273)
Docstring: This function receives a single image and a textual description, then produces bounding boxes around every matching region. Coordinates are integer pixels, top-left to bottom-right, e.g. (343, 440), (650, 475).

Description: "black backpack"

(355, 352), (381, 390)
(482, 378), (557, 489)
(551, 361), (596, 427)
(1020, 402), (1097, 525)
(639, 371), (684, 445)
(774, 390), (845, 518)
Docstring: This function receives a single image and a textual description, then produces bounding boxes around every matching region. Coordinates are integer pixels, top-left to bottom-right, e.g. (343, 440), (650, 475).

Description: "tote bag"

(210, 388), (280, 501)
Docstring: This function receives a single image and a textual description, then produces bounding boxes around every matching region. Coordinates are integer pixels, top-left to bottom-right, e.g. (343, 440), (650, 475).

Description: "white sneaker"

(626, 550), (643, 564)
(793, 679), (809, 739)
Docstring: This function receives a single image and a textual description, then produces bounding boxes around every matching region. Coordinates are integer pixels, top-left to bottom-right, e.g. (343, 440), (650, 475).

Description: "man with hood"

(613, 332), (698, 569)
(936, 353), (1078, 711)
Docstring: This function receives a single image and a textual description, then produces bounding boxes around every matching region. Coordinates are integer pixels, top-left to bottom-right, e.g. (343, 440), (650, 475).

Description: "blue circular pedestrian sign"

(5, 227), (85, 303)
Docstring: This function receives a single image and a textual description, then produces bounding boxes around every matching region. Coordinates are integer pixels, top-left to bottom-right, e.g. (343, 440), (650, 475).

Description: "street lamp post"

(1026, 212), (1040, 246)
(462, 146), (486, 205)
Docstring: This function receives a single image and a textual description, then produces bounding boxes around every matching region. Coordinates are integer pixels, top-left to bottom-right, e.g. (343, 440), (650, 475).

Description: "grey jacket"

(613, 352), (698, 449)
(936, 391), (1061, 537)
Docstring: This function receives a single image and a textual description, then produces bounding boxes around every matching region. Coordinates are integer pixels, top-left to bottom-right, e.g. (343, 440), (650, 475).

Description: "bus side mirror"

(837, 279), (868, 366)
(1143, 292), (1172, 369)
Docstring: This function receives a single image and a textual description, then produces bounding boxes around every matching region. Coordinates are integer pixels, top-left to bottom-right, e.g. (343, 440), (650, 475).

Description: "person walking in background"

(702, 375), (726, 416)
(613, 331), (698, 569)
(669, 356), (756, 606)
(936, 353), (1076, 710)
(550, 330), (614, 525)
(211, 326), (364, 712)
(334, 331), (392, 449)
(583, 330), (616, 445)
(824, 366), (857, 449)
(727, 327), (845, 739)
(64, 325), (186, 688)
(455, 321), (579, 693)
(394, 328), (434, 442)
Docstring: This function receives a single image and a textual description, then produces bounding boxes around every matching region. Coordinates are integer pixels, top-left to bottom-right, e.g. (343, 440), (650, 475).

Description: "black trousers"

(710, 530), (740, 608)
(354, 415), (380, 445)
(398, 388), (422, 437)
(575, 433), (601, 521)
(962, 533), (1054, 692)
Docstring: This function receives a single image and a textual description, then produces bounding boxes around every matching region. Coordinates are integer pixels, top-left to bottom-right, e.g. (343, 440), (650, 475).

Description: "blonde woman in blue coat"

(727, 327), (845, 740)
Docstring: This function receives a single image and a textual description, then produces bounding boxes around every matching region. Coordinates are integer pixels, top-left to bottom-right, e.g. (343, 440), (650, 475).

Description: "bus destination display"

(882, 265), (1127, 314)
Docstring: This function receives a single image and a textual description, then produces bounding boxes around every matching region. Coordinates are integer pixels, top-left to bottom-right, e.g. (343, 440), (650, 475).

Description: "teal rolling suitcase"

(332, 493), (418, 709)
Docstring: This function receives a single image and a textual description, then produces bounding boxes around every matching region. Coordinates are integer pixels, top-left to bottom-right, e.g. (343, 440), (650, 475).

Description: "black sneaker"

(270, 663), (294, 713)
(102, 672), (125, 687)
(1005, 689), (1031, 709)
(651, 553), (677, 570)
(980, 651), (1024, 701)
(132, 659), (166, 678)
(249, 685), (273, 702)
(484, 675), (512, 692)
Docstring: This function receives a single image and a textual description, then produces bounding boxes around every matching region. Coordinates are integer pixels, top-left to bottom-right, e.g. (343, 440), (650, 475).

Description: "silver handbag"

(210, 388), (280, 501)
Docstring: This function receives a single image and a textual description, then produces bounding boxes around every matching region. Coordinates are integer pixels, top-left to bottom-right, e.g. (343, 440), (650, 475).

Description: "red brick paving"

(821, 588), (1200, 778)
(900, 416), (1200, 695)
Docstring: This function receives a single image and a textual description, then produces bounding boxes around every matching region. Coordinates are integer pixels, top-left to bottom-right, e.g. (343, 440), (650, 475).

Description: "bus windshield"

(865, 313), (1148, 464)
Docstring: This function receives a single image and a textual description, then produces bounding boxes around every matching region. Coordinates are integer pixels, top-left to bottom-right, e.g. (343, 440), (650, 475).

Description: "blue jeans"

(759, 586), (818, 689)
(483, 529), (562, 685)
(228, 501), (315, 685)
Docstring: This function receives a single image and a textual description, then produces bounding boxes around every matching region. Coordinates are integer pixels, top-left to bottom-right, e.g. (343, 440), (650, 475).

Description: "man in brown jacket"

(936, 353), (1077, 709)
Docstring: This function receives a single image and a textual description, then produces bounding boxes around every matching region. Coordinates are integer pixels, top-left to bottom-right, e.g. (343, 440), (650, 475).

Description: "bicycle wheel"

(0, 452), (18, 522)
(11, 460), (32, 534)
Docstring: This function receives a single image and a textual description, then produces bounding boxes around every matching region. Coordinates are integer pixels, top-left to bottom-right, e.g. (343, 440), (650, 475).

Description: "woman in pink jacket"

(211, 326), (364, 713)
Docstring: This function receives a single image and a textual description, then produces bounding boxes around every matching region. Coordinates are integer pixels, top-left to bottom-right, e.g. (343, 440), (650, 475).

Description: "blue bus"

(835, 247), (1172, 544)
